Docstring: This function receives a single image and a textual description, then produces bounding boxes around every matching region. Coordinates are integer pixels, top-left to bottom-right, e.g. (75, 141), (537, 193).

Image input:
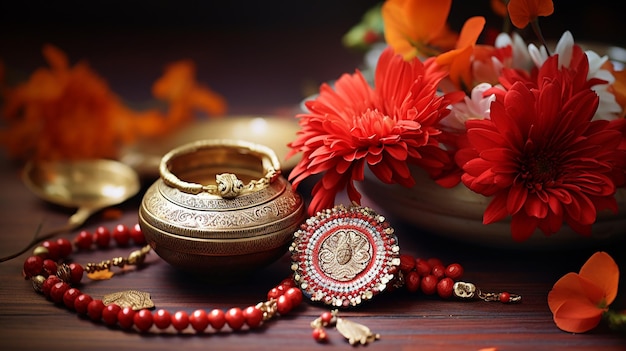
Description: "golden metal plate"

(119, 115), (301, 178)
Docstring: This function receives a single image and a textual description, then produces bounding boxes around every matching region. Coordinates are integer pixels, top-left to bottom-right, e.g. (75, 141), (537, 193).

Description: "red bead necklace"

(22, 223), (303, 334)
(21, 221), (520, 343)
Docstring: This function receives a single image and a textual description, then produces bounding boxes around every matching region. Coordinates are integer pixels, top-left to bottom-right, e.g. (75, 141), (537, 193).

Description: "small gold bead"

(127, 250), (145, 266)
(56, 263), (72, 282)
(111, 257), (125, 267)
(31, 275), (46, 293)
(32, 246), (49, 258)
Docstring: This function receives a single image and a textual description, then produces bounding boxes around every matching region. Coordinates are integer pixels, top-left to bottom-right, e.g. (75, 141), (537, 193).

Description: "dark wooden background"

(1, 1), (625, 350)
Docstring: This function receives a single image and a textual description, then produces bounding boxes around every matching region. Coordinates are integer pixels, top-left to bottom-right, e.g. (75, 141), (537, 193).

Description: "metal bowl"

(139, 139), (305, 275)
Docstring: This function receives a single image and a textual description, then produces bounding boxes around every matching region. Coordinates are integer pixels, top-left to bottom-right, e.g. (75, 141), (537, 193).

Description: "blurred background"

(1, 0), (624, 114)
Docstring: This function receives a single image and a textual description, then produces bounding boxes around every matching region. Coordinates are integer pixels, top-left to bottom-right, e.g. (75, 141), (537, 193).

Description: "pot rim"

(159, 139), (281, 198)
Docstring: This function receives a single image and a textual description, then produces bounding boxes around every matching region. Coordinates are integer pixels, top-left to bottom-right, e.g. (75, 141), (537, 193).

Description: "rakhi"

(290, 204), (521, 307)
(291, 204), (521, 344)
(21, 205), (520, 346)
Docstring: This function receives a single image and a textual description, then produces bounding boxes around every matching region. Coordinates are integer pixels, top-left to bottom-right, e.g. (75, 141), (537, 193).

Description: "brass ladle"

(0, 159), (140, 262)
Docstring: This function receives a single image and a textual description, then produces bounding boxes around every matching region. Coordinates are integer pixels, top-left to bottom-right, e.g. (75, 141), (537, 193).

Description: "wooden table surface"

(1, 2), (625, 350)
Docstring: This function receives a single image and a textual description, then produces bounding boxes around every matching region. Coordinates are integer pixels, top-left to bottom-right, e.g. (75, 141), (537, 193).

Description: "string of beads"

(20, 223), (519, 340)
(394, 253), (518, 303)
(307, 254), (518, 343)
(21, 223), (303, 334)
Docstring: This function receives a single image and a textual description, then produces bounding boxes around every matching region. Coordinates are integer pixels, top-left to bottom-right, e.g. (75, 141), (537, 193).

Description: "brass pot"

(139, 139), (305, 275)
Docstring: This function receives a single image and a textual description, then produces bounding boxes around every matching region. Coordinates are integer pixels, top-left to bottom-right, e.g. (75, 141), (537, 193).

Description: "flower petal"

(507, 0), (554, 29)
(551, 298), (603, 333)
(578, 251), (620, 306)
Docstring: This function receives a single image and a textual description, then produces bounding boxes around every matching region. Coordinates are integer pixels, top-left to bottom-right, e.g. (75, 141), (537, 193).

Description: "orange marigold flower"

(548, 252), (619, 333)
(152, 60), (227, 120)
(381, 0), (458, 59)
(507, 0), (554, 29)
(0, 44), (227, 161)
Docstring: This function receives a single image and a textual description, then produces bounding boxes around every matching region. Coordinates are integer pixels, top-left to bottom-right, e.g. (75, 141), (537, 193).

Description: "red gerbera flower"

(456, 53), (624, 242)
(496, 44), (608, 100)
(288, 47), (463, 215)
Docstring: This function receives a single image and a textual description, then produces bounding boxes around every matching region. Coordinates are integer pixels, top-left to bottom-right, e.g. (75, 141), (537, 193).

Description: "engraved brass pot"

(139, 139), (305, 275)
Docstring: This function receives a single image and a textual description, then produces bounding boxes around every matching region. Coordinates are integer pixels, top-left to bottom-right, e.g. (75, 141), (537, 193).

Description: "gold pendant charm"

(453, 281), (521, 303)
(336, 317), (380, 345)
(103, 290), (155, 310)
(311, 309), (380, 345)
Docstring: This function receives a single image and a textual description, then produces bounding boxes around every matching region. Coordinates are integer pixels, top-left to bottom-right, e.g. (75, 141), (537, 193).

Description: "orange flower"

(507, 0), (554, 29)
(434, 16), (486, 92)
(489, 0), (508, 18)
(604, 61), (626, 119)
(0, 44), (227, 161)
(381, 0), (458, 59)
(152, 60), (227, 121)
(548, 252), (619, 333)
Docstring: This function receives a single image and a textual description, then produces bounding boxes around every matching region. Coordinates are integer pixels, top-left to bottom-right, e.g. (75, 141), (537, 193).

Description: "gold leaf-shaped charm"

(336, 317), (380, 345)
(103, 290), (155, 311)
(88, 269), (115, 280)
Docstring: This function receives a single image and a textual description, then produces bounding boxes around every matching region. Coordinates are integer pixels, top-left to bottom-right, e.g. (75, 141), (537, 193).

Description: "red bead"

(153, 309), (172, 329)
(130, 223), (146, 245)
(87, 299), (105, 321)
(117, 307), (136, 329)
(102, 304), (122, 326)
(405, 270), (421, 293)
(276, 294), (292, 315)
(63, 288), (81, 310)
(284, 287), (303, 307)
(225, 307), (245, 330)
(499, 291), (511, 303)
(445, 263), (464, 280)
(189, 309), (209, 332)
(41, 240), (61, 260)
(42, 275), (61, 297)
(415, 258), (431, 276)
(50, 281), (70, 303)
(431, 264), (446, 280)
(243, 306), (263, 328)
(23, 256), (44, 278)
(42, 259), (57, 276)
(112, 224), (131, 247)
(74, 294), (93, 314)
(74, 230), (93, 250)
(267, 286), (285, 300)
(320, 311), (333, 326)
(93, 226), (111, 248)
(208, 309), (226, 330)
(279, 277), (296, 288)
(56, 238), (73, 258)
(134, 309), (154, 332)
(68, 263), (84, 284)
(312, 327), (328, 342)
(437, 277), (454, 299)
(399, 254), (415, 273)
(427, 257), (444, 269)
(171, 311), (189, 331)
(420, 274), (438, 295)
